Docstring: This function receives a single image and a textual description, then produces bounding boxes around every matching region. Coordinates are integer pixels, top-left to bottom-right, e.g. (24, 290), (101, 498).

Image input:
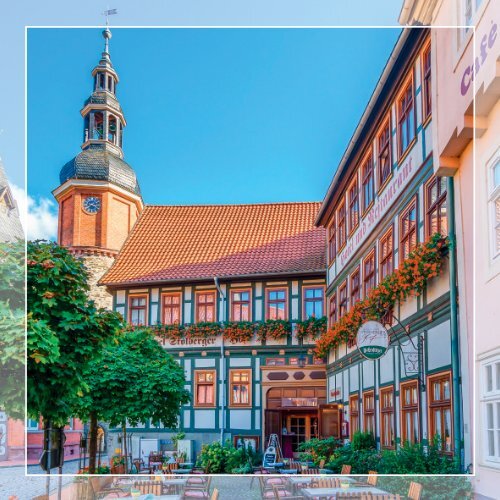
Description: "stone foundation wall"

(80, 254), (115, 310)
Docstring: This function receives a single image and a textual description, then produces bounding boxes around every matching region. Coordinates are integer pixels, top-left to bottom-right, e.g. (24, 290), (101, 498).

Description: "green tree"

(27, 241), (122, 455)
(0, 240), (25, 419)
(75, 327), (190, 472)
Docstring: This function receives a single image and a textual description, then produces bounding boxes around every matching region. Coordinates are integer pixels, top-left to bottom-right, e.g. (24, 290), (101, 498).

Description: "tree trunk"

(88, 412), (98, 474)
(122, 422), (128, 473)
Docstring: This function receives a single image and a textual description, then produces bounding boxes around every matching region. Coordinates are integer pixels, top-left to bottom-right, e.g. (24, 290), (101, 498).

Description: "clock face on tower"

(83, 196), (101, 214)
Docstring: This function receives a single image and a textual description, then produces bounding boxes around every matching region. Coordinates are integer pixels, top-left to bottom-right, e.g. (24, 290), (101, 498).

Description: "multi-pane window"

(231, 289), (251, 321)
(350, 268), (360, 307)
(490, 159), (500, 259)
(363, 250), (376, 297)
(348, 178), (360, 233)
(350, 394), (360, 436)
(362, 154), (375, 214)
(266, 289), (287, 320)
(196, 292), (216, 323)
(338, 201), (347, 250)
(401, 379), (419, 445)
(195, 370), (216, 407)
(380, 386), (395, 449)
(482, 357), (500, 464)
(266, 358), (286, 366)
(339, 281), (348, 318)
(426, 176), (448, 237)
(304, 287), (324, 319)
(378, 119), (392, 188)
(428, 372), (453, 453)
(162, 293), (181, 325)
(398, 80), (415, 157)
(363, 391), (375, 436)
(337, 201), (347, 250)
(26, 418), (39, 430)
(379, 227), (394, 280)
(400, 199), (418, 263)
(129, 295), (148, 326)
(422, 44), (432, 120)
(329, 293), (337, 326)
(328, 222), (337, 264)
(230, 369), (251, 406)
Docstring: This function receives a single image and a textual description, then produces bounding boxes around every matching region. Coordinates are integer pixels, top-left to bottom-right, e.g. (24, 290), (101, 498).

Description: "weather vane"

(102, 7), (118, 26)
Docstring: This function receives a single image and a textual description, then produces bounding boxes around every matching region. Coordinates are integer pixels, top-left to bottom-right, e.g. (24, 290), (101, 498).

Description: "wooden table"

(287, 476), (356, 494)
(302, 486), (388, 499)
(162, 478), (188, 495)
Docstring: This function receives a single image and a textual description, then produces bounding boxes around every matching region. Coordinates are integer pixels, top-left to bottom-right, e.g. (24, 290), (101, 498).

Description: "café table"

(173, 468), (193, 474)
(161, 478), (188, 495)
(287, 476), (356, 494)
(302, 486), (388, 499)
(278, 468), (298, 474)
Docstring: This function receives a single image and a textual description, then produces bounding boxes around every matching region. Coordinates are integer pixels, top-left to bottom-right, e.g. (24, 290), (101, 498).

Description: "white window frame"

(488, 152), (500, 261)
(481, 355), (500, 466)
(26, 418), (39, 431)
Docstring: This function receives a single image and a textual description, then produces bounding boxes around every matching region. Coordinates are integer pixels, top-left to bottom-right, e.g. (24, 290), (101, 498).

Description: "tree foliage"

(27, 241), (122, 425)
(75, 327), (190, 429)
(0, 240), (25, 419)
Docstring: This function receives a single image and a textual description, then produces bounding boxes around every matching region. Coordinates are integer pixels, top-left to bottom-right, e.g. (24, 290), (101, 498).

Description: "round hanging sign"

(356, 321), (389, 360)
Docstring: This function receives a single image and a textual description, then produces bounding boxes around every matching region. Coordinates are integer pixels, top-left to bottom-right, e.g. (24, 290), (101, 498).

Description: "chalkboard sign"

(263, 445), (276, 467)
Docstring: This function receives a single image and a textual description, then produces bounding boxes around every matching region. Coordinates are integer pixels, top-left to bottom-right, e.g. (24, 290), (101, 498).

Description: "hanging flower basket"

(257, 319), (292, 343)
(223, 321), (254, 343)
(315, 233), (448, 357)
(296, 316), (327, 342)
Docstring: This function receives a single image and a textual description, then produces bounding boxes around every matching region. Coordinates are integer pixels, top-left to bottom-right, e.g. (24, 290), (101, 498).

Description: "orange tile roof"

(101, 202), (326, 286)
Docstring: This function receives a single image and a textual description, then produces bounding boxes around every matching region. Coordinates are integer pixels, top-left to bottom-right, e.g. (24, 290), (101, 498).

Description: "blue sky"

(27, 27), (400, 212)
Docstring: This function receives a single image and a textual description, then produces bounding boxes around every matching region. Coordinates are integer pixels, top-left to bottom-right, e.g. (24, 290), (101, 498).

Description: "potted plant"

(110, 455), (126, 474)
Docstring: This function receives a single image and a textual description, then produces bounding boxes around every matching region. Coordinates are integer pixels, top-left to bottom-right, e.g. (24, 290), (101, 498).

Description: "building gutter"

(447, 176), (463, 469)
(214, 276), (226, 445)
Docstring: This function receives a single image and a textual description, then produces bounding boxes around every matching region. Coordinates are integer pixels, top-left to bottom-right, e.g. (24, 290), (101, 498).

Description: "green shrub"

(351, 431), (376, 451)
(297, 436), (342, 465)
(325, 437), (463, 475)
(197, 439), (261, 473)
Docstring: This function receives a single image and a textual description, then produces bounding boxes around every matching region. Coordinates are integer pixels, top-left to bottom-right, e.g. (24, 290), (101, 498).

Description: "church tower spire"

(82, 28), (125, 158)
(53, 29), (143, 309)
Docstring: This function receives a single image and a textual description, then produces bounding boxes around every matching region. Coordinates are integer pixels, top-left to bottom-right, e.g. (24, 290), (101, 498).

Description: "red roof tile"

(100, 202), (325, 285)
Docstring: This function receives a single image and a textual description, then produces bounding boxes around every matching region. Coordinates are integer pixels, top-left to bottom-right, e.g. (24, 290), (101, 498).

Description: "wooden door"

(318, 405), (340, 439)
(264, 409), (281, 448)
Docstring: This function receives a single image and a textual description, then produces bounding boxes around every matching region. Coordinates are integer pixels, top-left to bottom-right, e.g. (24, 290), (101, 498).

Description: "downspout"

(214, 276), (226, 445)
(447, 176), (463, 470)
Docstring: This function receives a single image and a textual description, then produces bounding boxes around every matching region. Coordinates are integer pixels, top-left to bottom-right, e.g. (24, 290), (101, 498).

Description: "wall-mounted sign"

(356, 321), (389, 360)
(330, 154), (419, 282)
(169, 337), (217, 347)
(330, 387), (342, 401)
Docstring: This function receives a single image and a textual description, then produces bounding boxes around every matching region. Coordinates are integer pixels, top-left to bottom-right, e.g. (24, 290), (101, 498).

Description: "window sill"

(397, 138), (417, 166)
(361, 201), (374, 219)
(193, 405), (217, 409)
(377, 174), (393, 196)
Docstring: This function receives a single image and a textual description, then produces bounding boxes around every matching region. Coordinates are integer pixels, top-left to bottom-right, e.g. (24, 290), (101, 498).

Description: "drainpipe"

(214, 277), (226, 445)
(447, 176), (463, 470)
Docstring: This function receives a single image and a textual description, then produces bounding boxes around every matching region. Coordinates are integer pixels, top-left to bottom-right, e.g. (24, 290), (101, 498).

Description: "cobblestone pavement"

(0, 468), (262, 499)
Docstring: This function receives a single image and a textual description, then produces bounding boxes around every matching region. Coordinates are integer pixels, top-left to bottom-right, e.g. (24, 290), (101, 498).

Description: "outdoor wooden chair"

(133, 458), (150, 474)
(88, 477), (127, 500)
(336, 493), (371, 500)
(183, 476), (213, 499)
(311, 477), (341, 488)
(370, 494), (401, 499)
(407, 481), (423, 500)
(367, 471), (378, 486)
(303, 467), (320, 475)
(133, 480), (162, 496)
(271, 485), (304, 499)
(259, 476), (287, 498)
(210, 488), (219, 500)
(340, 464), (352, 475)
(148, 453), (163, 472)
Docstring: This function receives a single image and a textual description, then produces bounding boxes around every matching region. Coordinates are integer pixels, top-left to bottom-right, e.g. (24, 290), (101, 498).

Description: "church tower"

(53, 28), (143, 309)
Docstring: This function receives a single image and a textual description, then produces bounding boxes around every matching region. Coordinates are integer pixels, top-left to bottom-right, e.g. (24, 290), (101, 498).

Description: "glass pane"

(496, 362), (500, 391)
(494, 161), (500, 188)
(487, 365), (493, 392)
(443, 380), (450, 400)
(444, 409), (452, 451)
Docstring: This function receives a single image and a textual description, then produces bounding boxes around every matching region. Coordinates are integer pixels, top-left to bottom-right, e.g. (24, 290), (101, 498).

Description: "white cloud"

(11, 184), (58, 241)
